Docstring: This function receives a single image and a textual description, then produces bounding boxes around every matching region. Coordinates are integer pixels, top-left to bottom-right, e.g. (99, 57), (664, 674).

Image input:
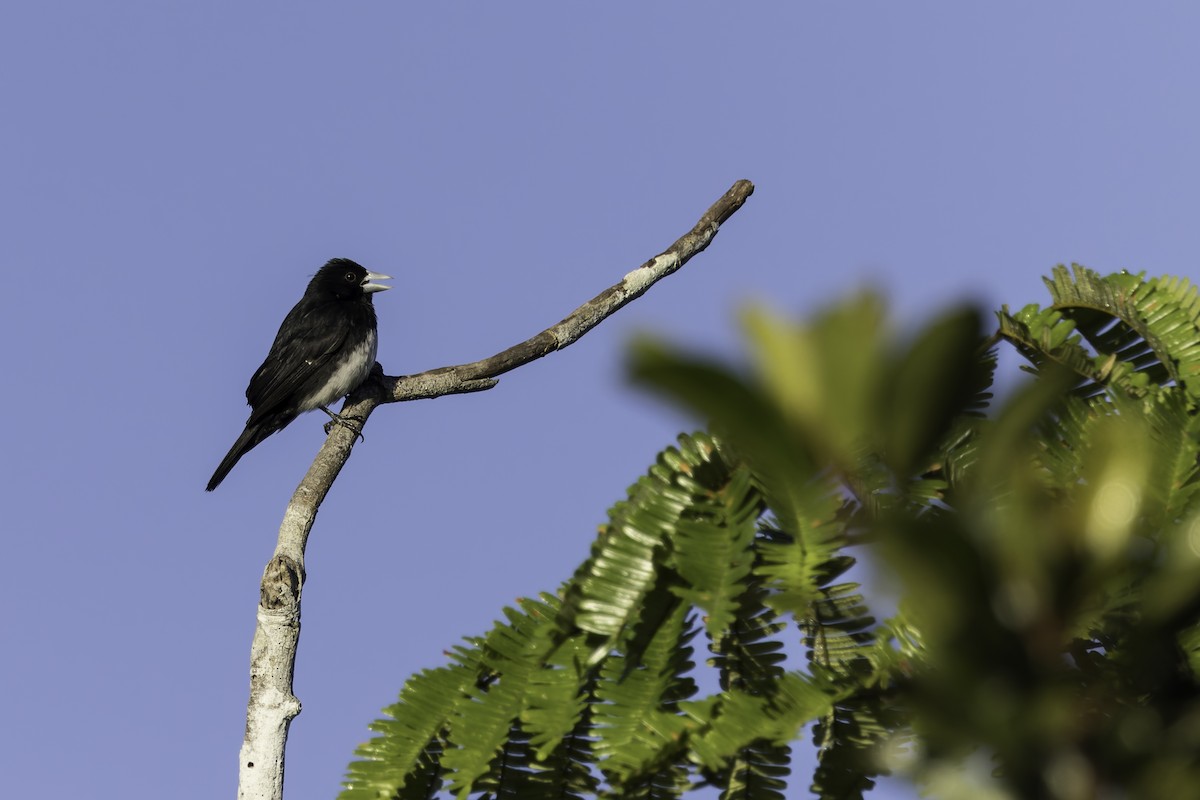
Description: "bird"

(206, 258), (391, 491)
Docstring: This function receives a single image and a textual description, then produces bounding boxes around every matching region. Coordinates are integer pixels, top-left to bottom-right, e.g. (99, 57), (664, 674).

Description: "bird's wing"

(244, 301), (353, 423)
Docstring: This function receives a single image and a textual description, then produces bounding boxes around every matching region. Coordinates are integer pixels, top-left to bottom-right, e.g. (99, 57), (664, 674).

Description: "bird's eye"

(345, 272), (356, 282)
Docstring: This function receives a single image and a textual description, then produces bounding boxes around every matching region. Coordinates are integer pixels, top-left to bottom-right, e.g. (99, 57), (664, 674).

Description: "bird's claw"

(320, 407), (366, 443)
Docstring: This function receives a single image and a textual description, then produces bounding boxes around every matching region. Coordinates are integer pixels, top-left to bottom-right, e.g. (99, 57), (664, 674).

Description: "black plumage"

(206, 258), (391, 491)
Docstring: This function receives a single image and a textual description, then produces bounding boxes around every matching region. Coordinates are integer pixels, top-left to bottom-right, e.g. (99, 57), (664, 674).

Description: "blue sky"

(3, 4), (1198, 799)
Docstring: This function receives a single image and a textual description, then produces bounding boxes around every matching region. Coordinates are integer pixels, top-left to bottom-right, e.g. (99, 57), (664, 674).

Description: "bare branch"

(236, 179), (755, 800)
(385, 177), (755, 391)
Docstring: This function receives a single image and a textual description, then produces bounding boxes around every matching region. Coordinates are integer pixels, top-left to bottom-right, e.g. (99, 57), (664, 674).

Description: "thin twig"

(236, 179), (755, 800)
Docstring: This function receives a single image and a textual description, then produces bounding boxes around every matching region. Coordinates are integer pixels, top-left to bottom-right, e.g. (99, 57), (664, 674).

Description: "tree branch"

(236, 179), (755, 800)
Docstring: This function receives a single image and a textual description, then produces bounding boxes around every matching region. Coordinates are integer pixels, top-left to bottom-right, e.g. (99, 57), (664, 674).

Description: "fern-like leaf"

(670, 458), (761, 640)
(441, 596), (565, 798)
(558, 432), (748, 662)
(592, 604), (699, 788)
(340, 654), (480, 800)
(999, 265), (1200, 401)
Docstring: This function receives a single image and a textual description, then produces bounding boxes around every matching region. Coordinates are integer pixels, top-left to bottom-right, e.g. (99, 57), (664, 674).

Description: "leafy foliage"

(343, 265), (1200, 799)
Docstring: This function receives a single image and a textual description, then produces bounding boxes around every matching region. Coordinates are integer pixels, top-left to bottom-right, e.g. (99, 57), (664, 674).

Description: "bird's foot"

(320, 407), (366, 442)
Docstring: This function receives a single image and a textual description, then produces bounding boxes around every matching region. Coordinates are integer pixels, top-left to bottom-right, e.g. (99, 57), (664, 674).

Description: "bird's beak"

(361, 271), (392, 293)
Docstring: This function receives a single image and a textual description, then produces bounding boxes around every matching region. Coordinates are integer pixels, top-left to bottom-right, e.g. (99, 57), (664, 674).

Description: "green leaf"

(754, 501), (848, 618)
(558, 432), (751, 661)
(441, 598), (559, 798)
(998, 265), (1200, 400)
(592, 603), (699, 788)
(340, 656), (479, 799)
(882, 307), (989, 477)
(669, 462), (760, 640)
(739, 296), (885, 467)
(627, 338), (820, 537)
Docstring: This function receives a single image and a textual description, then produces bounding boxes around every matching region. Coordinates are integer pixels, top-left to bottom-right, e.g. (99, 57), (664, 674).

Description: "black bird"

(206, 258), (391, 491)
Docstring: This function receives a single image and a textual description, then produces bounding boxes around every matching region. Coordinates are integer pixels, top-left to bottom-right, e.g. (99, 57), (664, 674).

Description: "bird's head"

(312, 258), (392, 299)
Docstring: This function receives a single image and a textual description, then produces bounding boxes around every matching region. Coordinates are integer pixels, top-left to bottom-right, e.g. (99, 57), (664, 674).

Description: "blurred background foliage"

(341, 266), (1200, 800)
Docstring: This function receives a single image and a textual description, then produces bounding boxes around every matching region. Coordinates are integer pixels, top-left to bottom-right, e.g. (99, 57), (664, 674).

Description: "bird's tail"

(206, 423), (275, 491)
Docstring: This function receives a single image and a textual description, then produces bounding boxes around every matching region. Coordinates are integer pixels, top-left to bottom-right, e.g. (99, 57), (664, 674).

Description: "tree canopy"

(340, 265), (1200, 800)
